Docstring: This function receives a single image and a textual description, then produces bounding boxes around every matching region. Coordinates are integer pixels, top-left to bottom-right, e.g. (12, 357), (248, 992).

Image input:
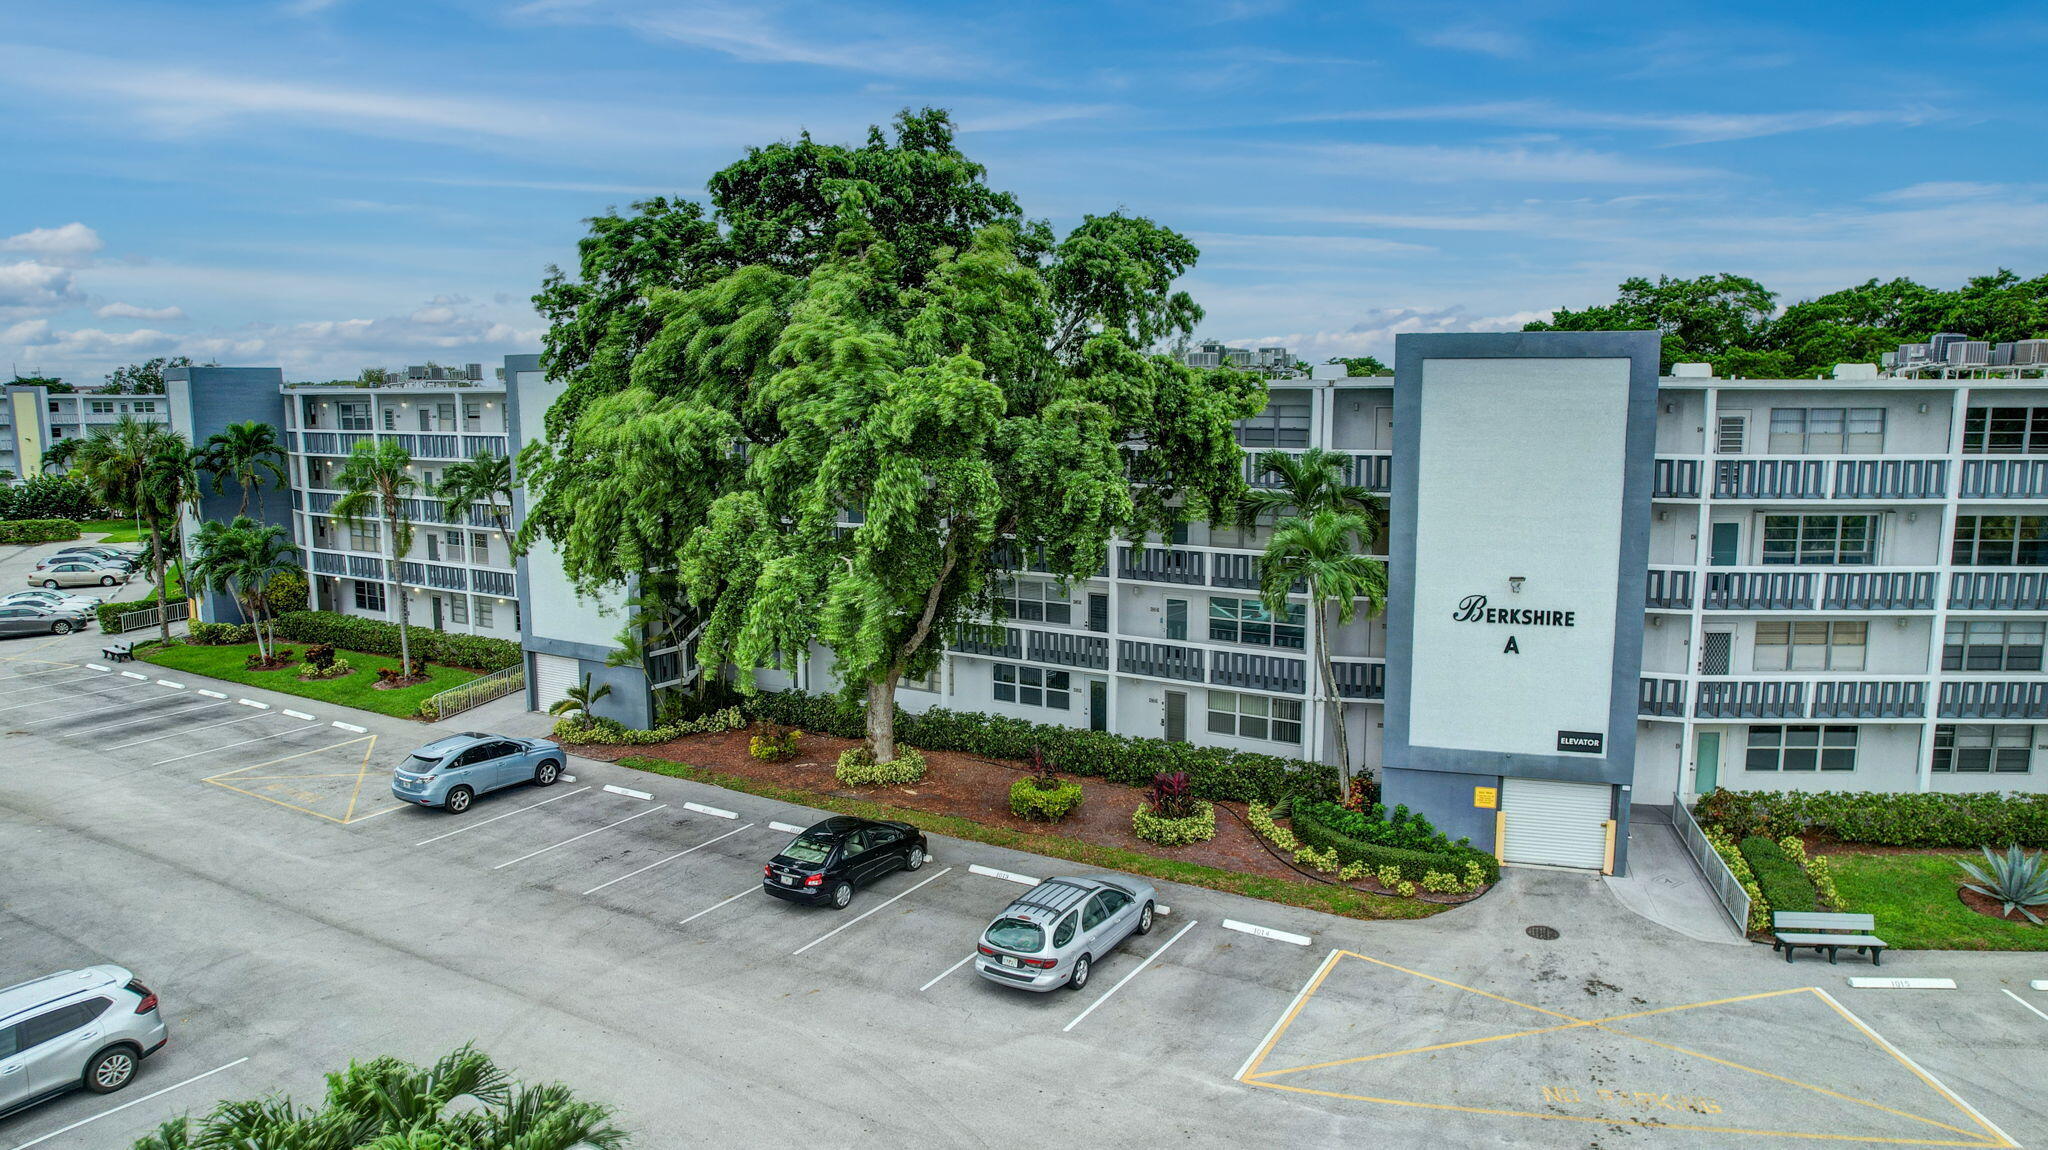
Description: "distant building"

(0, 384), (170, 477)
(1177, 341), (1297, 377)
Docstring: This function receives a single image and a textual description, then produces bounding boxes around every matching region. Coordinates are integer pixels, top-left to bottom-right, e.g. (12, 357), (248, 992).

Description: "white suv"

(0, 966), (168, 1117)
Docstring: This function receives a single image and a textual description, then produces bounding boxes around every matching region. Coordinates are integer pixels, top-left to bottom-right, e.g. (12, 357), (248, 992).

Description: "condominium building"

(0, 383), (169, 476)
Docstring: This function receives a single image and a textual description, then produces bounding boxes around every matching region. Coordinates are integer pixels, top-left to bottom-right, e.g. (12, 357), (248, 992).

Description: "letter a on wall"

(1503, 635), (1520, 654)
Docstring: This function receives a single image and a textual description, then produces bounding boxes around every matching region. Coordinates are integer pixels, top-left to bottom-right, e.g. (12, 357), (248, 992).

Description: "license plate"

(780, 876), (796, 886)
(1001, 956), (1020, 968)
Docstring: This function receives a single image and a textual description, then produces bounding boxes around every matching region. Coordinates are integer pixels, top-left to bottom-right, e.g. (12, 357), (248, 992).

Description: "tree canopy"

(101, 355), (193, 394)
(523, 108), (1262, 758)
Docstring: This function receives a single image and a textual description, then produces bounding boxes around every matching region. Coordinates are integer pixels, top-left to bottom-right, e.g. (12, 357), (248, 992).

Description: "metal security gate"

(1500, 778), (1612, 871)
(532, 653), (580, 713)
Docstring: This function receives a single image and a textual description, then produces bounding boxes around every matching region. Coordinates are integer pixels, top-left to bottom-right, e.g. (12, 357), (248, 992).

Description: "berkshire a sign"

(1452, 594), (1577, 628)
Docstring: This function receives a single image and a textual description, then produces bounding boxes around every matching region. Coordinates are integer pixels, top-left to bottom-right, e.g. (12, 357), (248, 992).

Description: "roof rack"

(1008, 879), (1091, 917)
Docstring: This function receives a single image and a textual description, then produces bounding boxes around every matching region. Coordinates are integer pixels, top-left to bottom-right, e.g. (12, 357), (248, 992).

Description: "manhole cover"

(1525, 925), (1561, 940)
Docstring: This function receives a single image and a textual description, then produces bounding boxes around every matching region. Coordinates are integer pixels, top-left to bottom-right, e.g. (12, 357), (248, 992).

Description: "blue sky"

(3, 0), (2045, 382)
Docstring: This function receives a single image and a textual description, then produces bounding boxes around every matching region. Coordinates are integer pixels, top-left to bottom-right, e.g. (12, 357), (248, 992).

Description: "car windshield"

(781, 834), (835, 864)
(399, 753), (441, 773)
(984, 918), (1045, 952)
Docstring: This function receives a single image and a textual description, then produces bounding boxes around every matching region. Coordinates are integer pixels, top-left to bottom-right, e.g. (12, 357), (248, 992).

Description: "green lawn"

(77, 518), (144, 543)
(138, 641), (478, 719)
(1825, 850), (2048, 950)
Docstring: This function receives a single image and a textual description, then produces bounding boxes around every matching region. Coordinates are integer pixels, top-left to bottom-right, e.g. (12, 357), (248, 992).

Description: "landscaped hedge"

(0, 518), (80, 544)
(269, 610), (521, 672)
(1696, 788), (2048, 848)
(1738, 835), (1819, 914)
(742, 691), (1338, 806)
(97, 599), (176, 631)
(186, 620), (257, 644)
(0, 476), (106, 521)
(1291, 801), (1502, 885)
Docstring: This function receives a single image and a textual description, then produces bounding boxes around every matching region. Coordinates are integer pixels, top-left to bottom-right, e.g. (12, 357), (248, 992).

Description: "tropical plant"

(436, 449), (515, 548)
(1259, 508), (1387, 792)
(1957, 844), (2048, 924)
(1145, 770), (1198, 820)
(548, 672), (612, 721)
(38, 436), (79, 474)
(200, 419), (288, 517)
(1240, 447), (1377, 523)
(188, 516), (298, 662)
(748, 726), (802, 761)
(131, 1043), (628, 1150)
(67, 416), (197, 645)
(330, 438), (419, 679)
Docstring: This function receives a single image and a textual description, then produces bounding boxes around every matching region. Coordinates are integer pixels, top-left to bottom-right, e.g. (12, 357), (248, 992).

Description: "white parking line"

(0, 678), (144, 713)
(791, 868), (954, 957)
(1062, 919), (1200, 1033)
(10, 1056), (251, 1149)
(106, 710), (275, 750)
(603, 784), (654, 800)
(919, 953), (977, 992)
(968, 864), (1040, 886)
(1812, 988), (2018, 1148)
(1237, 949), (1342, 1081)
(413, 786), (591, 846)
(197, 689), (228, 699)
(582, 823), (756, 895)
(2005, 987), (2048, 1023)
(155, 679), (184, 688)
(678, 887), (758, 926)
(69, 700), (228, 736)
(1222, 919), (1311, 946)
(120, 670), (148, 680)
(769, 821), (808, 834)
(332, 720), (366, 732)
(236, 698), (269, 709)
(492, 805), (669, 869)
(151, 723), (313, 766)
(281, 708), (315, 721)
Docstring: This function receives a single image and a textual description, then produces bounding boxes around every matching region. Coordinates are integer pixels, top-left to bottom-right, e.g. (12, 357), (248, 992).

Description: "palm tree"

(1240, 446), (1376, 524)
(1259, 509), (1387, 794)
(132, 1044), (629, 1149)
(39, 437), (79, 475)
(548, 672), (612, 721)
(436, 449), (515, 553)
(189, 516), (297, 661)
(69, 417), (197, 645)
(331, 438), (420, 678)
(201, 420), (289, 517)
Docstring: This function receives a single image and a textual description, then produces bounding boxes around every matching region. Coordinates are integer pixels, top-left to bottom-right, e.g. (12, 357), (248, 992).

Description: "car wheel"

(50, 620), (73, 635)
(42, 579), (60, 589)
(444, 786), (474, 814)
(905, 845), (925, 871)
(534, 759), (560, 787)
(100, 575), (117, 586)
(1135, 901), (1155, 936)
(829, 881), (853, 910)
(1067, 954), (1091, 991)
(83, 1046), (137, 1094)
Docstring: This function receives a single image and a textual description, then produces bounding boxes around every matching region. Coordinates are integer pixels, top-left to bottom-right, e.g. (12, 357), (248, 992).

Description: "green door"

(1709, 522), (1740, 566)
(1695, 731), (1721, 794)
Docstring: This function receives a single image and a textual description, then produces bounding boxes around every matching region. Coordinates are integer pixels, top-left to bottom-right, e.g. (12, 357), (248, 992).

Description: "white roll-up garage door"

(1500, 778), (1612, 871)
(532, 653), (581, 714)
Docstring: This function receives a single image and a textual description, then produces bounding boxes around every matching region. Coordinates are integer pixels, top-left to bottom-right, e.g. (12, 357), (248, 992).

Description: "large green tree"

(1259, 509), (1385, 791)
(1524, 272), (1778, 373)
(331, 438), (420, 677)
(523, 109), (1261, 761)
(200, 419), (288, 517)
(189, 515), (297, 660)
(435, 450), (515, 552)
(68, 417), (197, 645)
(101, 355), (192, 394)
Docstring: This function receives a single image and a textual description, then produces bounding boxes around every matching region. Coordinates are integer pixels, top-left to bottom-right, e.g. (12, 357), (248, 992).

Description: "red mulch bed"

(1957, 884), (2048, 925)
(569, 723), (1476, 902)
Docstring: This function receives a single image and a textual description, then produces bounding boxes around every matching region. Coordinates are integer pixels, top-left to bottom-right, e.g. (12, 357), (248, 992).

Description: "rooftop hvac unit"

(1947, 341), (1991, 367)
(2013, 339), (2048, 365)
(1929, 332), (1969, 360)
(1897, 343), (1932, 367)
(466, 363), (483, 379)
(1881, 351), (1897, 368)
(1992, 343), (2015, 367)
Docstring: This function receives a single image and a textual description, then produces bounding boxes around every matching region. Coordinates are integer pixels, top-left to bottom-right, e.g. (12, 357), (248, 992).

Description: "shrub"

(1133, 798), (1216, 846)
(1703, 827), (1771, 933)
(296, 657), (353, 681)
(551, 706), (745, 746)
(304, 643), (336, 670)
(1146, 771), (1199, 820)
(98, 598), (187, 632)
(748, 728), (802, 762)
(834, 745), (928, 787)
(1291, 801), (1501, 885)
(185, 620), (256, 645)
(742, 690), (1336, 805)
(263, 567), (310, 615)
(1739, 835), (1819, 914)
(247, 647), (295, 670)
(1010, 775), (1084, 821)
(0, 518), (79, 544)
(1777, 834), (1840, 909)
(268, 610), (520, 672)
(0, 476), (105, 521)
(1957, 845), (2048, 924)
(1696, 788), (2048, 849)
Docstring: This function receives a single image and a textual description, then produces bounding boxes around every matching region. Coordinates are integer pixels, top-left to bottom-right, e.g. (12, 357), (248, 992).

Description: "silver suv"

(975, 875), (1156, 992)
(0, 966), (167, 1117)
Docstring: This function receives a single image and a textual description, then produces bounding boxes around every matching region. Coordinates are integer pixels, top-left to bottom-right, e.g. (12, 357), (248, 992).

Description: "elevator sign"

(1557, 730), (1605, 754)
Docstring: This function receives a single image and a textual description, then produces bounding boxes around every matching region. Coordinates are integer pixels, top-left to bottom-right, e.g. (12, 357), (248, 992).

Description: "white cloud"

(1241, 305), (1558, 362)
(513, 0), (980, 76)
(1285, 101), (1939, 145)
(2, 223), (103, 266)
(8, 325), (181, 354)
(1292, 141), (1725, 184)
(1415, 25), (1530, 59)
(0, 261), (83, 318)
(96, 301), (186, 321)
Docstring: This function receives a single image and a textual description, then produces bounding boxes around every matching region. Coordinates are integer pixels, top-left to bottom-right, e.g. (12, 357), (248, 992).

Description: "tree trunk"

(1318, 599), (1351, 800)
(149, 520), (170, 646)
(387, 501), (412, 677)
(865, 674), (899, 762)
(237, 474), (250, 519)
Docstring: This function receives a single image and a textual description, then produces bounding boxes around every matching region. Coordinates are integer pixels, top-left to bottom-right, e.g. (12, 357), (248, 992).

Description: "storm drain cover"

(1525, 925), (1561, 941)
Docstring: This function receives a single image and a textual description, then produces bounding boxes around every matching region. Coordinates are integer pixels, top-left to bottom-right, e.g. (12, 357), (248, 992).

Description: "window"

(464, 401), (482, 425)
(353, 581), (385, 612)
(1209, 597), (1306, 649)
(383, 408), (397, 430)
(1169, 521), (1189, 545)
(1952, 516), (2048, 566)
(1082, 893), (1112, 930)
(472, 533), (489, 565)
(426, 535), (439, 561)
(999, 579), (1070, 625)
(418, 408), (432, 432)
(1206, 690), (1303, 744)
(1944, 620), (2045, 672)
(1744, 725), (1857, 772)
(900, 665), (939, 692)
(1753, 621), (1866, 671)
(348, 522), (380, 552)
(475, 599), (493, 627)
(133, 401), (155, 414)
(1933, 725), (2033, 774)
(448, 594), (469, 625)
(337, 401), (371, 430)
(88, 400), (114, 414)
(1165, 598), (1188, 641)
(1716, 413), (1747, 454)
(1963, 407), (2048, 454)
(436, 402), (455, 429)
(1097, 887), (1130, 915)
(1052, 912), (1077, 948)
(993, 663), (1069, 709)
(1768, 407), (1884, 454)
(1761, 515), (1876, 565)
(1235, 391), (1312, 448)
(47, 400), (58, 413)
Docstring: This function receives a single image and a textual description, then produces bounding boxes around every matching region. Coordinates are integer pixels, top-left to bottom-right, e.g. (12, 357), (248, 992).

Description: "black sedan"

(763, 816), (929, 909)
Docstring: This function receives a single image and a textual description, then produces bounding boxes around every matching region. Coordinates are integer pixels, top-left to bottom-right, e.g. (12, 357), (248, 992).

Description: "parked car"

(0, 965), (168, 1118)
(53, 546), (140, 564)
(390, 732), (564, 813)
(36, 555), (133, 573)
(0, 590), (100, 610)
(976, 875), (1156, 992)
(29, 562), (127, 589)
(762, 816), (929, 909)
(0, 605), (90, 637)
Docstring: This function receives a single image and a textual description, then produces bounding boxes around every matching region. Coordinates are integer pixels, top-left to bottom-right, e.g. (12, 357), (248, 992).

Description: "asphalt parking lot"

(3, 618), (2047, 1146)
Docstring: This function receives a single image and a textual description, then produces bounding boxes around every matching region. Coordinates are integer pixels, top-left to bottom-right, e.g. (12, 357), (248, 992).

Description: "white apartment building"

(1, 383), (169, 477)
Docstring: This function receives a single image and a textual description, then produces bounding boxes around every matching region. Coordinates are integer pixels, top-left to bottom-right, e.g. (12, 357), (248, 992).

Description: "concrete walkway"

(1604, 813), (1747, 945)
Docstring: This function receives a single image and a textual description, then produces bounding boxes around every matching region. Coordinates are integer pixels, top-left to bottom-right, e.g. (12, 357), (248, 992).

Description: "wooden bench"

(1773, 911), (1887, 965)
(101, 641), (133, 662)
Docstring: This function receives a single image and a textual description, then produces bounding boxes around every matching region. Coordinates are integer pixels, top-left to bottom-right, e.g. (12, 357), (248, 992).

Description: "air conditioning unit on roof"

(1992, 343), (2015, 367)
(2012, 340), (2048, 366)
(1947, 341), (1991, 367)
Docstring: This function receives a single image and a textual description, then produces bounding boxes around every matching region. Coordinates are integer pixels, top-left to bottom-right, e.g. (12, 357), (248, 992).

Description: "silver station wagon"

(976, 875), (1156, 992)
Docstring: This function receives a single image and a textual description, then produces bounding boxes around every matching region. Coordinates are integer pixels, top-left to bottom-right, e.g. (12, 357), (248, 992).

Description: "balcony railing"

(1703, 570), (1815, 610)
(1714, 458), (1828, 499)
(1706, 456), (1950, 500)
(1026, 630), (1110, 671)
(417, 434), (461, 459)
(311, 550), (345, 576)
(1212, 552), (1260, 590)
(1822, 570), (1937, 610)
(347, 555), (382, 580)
(1810, 680), (1926, 718)
(1210, 651), (1306, 694)
(1949, 571), (2048, 611)
(463, 434), (509, 458)
(1832, 458), (1947, 500)
(424, 564), (467, 590)
(1653, 457), (1701, 499)
(302, 432), (338, 455)
(1695, 679), (1805, 718)
(1330, 659), (1385, 700)
(1241, 450), (1391, 493)
(474, 569), (516, 596)
(1959, 458), (2048, 499)
(953, 625), (1022, 660)
(1938, 680), (2048, 720)
(1118, 639), (1204, 682)
(1639, 677), (1686, 717)
(1645, 568), (1694, 609)
(1119, 546), (1205, 585)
